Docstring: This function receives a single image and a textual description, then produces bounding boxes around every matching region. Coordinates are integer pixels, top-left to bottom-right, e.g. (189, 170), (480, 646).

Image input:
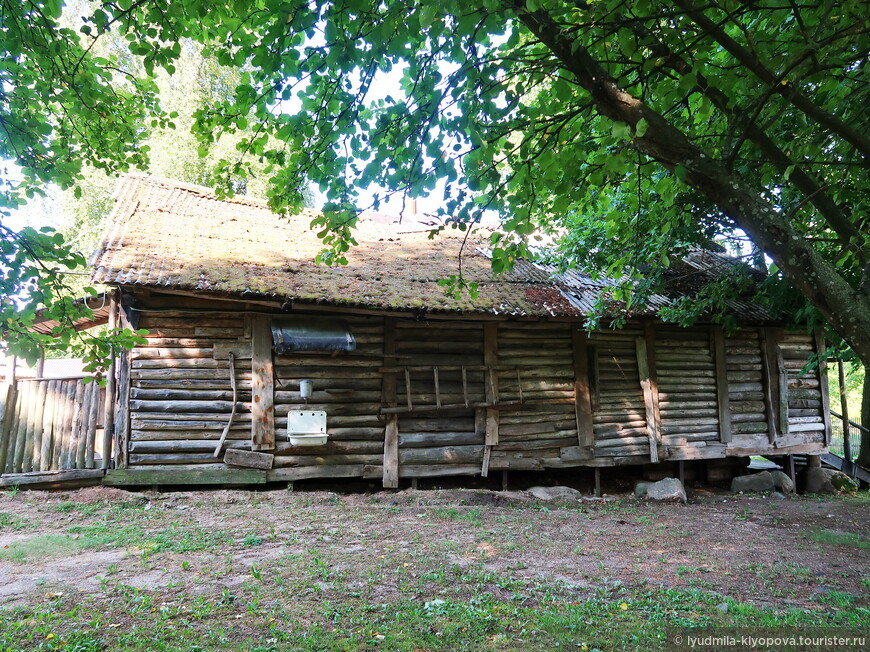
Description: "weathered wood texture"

(117, 299), (828, 478)
(0, 378), (100, 473)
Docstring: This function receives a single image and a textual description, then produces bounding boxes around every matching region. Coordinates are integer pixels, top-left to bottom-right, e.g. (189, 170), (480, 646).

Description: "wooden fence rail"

(0, 377), (104, 474)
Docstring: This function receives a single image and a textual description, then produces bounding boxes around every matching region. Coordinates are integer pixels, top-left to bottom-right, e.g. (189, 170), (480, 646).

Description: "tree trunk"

(513, 5), (870, 367)
(858, 365), (870, 468)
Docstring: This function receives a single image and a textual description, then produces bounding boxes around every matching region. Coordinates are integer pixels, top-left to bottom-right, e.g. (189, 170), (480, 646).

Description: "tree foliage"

(1, 0), (869, 366)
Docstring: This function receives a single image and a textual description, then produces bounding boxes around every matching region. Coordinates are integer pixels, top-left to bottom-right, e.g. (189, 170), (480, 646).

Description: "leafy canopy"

(1, 1), (869, 363)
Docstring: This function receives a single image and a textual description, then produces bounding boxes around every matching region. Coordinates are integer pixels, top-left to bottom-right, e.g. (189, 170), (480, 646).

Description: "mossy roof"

(91, 175), (771, 321)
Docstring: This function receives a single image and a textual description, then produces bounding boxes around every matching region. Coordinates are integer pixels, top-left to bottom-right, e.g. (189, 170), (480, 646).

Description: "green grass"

(807, 529), (870, 549)
(0, 512), (30, 531)
(0, 584), (866, 652)
(432, 507), (484, 526)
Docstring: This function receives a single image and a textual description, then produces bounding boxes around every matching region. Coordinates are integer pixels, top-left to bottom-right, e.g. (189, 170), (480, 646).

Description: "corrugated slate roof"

(91, 175), (772, 320)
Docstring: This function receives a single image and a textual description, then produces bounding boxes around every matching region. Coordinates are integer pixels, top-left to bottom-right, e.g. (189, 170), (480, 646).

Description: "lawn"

(0, 485), (868, 651)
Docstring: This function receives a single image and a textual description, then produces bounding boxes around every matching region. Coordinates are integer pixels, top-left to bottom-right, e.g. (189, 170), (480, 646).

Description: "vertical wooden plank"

(53, 381), (73, 470)
(21, 382), (38, 473)
(40, 380), (57, 471)
(30, 381), (47, 471)
(571, 327), (594, 450)
(85, 382), (100, 468)
(759, 328), (777, 443)
(711, 326), (732, 443)
(0, 381), (15, 473)
(588, 343), (600, 412)
(75, 380), (92, 469)
(68, 381), (86, 470)
(11, 382), (30, 472)
(381, 318), (399, 488)
(813, 329), (832, 445)
(776, 344), (789, 436)
(102, 297), (118, 468)
(250, 314), (275, 451)
(635, 322), (661, 464)
(482, 323), (499, 478)
(760, 327), (784, 443)
(114, 351), (131, 468)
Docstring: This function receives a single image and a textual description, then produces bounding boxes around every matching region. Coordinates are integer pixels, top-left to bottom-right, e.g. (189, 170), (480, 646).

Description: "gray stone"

(645, 478), (687, 503)
(770, 470), (794, 494)
(731, 471), (775, 493)
(527, 486), (582, 501)
(771, 492), (786, 500)
(802, 467), (838, 494)
(715, 603), (729, 613)
(634, 481), (652, 498)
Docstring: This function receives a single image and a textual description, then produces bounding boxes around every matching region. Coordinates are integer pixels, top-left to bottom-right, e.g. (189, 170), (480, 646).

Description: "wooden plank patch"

(224, 448), (274, 470)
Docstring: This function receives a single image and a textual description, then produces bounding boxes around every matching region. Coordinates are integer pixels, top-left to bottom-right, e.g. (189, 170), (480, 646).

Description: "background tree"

(1, 3), (868, 401)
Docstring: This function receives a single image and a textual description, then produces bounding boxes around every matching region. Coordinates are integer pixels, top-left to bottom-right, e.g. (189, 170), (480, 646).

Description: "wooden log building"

(88, 175), (830, 487)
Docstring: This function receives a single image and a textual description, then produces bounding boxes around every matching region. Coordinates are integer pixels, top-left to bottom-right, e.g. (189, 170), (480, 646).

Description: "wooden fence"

(0, 377), (104, 474)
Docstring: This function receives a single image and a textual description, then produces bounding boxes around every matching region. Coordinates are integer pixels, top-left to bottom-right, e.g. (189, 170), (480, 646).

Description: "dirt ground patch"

(0, 485), (868, 650)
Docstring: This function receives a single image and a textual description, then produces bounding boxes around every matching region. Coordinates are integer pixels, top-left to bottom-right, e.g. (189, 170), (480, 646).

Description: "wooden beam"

(102, 297), (118, 469)
(381, 317), (399, 488)
(104, 464), (266, 486)
(711, 326), (732, 443)
(814, 329), (833, 446)
(250, 315), (275, 451)
(760, 327), (785, 443)
(224, 448), (274, 470)
(571, 327), (594, 450)
(482, 322), (499, 477)
(635, 323), (661, 463)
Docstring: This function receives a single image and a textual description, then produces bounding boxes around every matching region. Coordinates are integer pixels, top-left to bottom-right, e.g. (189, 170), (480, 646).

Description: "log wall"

(120, 300), (829, 483)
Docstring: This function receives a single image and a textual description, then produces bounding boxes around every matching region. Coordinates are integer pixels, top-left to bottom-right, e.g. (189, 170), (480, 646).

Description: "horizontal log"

(730, 412), (766, 424)
(658, 408), (717, 419)
(273, 453), (383, 467)
(400, 445), (484, 465)
(130, 400), (248, 413)
(273, 440), (383, 454)
(726, 391), (765, 401)
(729, 401), (766, 413)
(789, 399), (822, 408)
(595, 435), (650, 448)
(788, 416), (823, 424)
(131, 388), (251, 401)
(726, 363), (763, 372)
(268, 465), (366, 481)
(787, 388), (822, 400)
(131, 347), (214, 360)
(132, 369), (253, 381)
(787, 423), (826, 433)
(361, 464), (482, 479)
(666, 444), (727, 461)
(732, 421), (768, 434)
(398, 432), (482, 448)
(132, 358), (223, 370)
(130, 440), (249, 453)
(105, 465), (266, 486)
(727, 382), (763, 393)
(131, 430), (247, 441)
(129, 453), (223, 465)
(398, 417), (475, 432)
(493, 437), (577, 451)
(275, 367), (382, 380)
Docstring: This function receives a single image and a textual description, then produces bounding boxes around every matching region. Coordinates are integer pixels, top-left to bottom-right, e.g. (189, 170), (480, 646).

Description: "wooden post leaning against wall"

(711, 326), (732, 443)
(481, 322), (499, 477)
(101, 296), (118, 469)
(250, 314), (276, 452)
(635, 322), (661, 463)
(571, 327), (594, 454)
(114, 297), (134, 469)
(381, 318), (399, 488)
(760, 327), (786, 444)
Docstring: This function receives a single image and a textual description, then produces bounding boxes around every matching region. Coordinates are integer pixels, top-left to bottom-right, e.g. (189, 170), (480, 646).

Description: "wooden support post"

(678, 460), (685, 486)
(787, 454), (796, 485)
(114, 351), (131, 469)
(571, 327), (594, 452)
(594, 467), (601, 497)
(711, 326), (732, 443)
(813, 329), (832, 446)
(382, 318), (399, 488)
(501, 470), (509, 492)
(411, 477), (418, 490)
(35, 351), (44, 379)
(482, 323), (499, 478)
(636, 323), (661, 463)
(101, 297), (118, 469)
(250, 315), (275, 451)
(759, 328), (784, 444)
(837, 359), (852, 468)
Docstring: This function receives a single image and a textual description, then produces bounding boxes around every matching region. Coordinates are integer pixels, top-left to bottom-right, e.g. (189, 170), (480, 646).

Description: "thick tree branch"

(511, 2), (870, 365)
(673, 0), (870, 165)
